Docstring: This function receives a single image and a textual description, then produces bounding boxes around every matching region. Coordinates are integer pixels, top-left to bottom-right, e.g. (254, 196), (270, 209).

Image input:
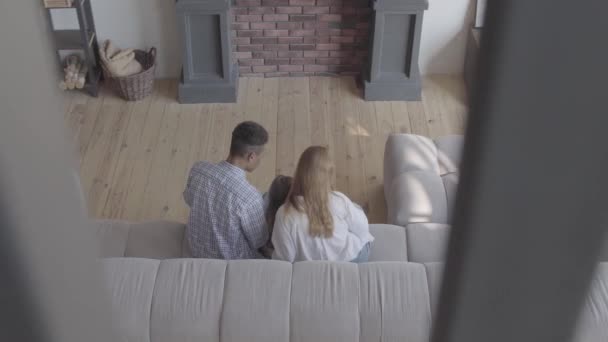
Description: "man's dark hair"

(230, 121), (269, 157)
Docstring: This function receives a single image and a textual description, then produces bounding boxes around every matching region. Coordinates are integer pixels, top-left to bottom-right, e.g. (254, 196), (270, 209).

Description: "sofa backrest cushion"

(126, 221), (187, 258)
(100, 258), (160, 342)
(387, 171), (450, 225)
(93, 221), (410, 262)
(151, 259), (227, 342)
(95, 220), (130, 258)
(223, 260), (293, 342)
(94, 220), (190, 259)
(99, 259), (432, 342)
(360, 262), (432, 342)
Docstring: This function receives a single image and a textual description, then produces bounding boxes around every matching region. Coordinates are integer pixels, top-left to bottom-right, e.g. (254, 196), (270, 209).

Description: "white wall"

(419, 0), (476, 74)
(52, 0), (474, 77)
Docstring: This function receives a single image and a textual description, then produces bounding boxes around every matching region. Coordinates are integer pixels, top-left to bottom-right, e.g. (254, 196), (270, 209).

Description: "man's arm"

(239, 197), (269, 250)
(183, 169), (194, 207)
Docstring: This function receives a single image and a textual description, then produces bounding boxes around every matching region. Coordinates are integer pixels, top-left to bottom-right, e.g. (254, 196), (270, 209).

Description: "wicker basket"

(103, 48), (156, 101)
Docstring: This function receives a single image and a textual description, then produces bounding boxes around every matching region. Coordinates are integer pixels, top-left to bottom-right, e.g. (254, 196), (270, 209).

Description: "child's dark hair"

(266, 175), (293, 229)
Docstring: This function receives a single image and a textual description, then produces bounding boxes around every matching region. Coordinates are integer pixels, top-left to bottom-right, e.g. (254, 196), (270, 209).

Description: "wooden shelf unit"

(45, 0), (101, 97)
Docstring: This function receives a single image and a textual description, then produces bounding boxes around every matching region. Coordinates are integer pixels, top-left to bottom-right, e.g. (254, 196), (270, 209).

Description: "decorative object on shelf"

(58, 54), (88, 90)
(100, 41), (156, 101)
(363, 0), (429, 101)
(44, 0), (101, 97)
(176, 0), (237, 103)
(43, 0), (74, 8)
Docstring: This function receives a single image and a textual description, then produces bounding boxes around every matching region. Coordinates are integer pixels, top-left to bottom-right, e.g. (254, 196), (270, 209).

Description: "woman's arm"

(271, 209), (296, 262)
(340, 193), (372, 240)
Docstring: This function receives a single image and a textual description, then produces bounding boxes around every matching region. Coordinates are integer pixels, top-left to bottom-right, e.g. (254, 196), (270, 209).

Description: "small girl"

(260, 175), (293, 258)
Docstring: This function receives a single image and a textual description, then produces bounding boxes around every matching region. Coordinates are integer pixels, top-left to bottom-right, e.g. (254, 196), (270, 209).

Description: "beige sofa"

(95, 221), (437, 342)
(92, 133), (607, 342)
(383, 133), (608, 342)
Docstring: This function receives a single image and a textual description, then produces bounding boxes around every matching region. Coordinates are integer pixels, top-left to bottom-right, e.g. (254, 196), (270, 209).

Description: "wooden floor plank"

(341, 77), (368, 208)
(292, 78), (311, 165)
(161, 102), (201, 221)
(243, 77), (269, 190)
(357, 98), (385, 223)
(422, 76), (449, 138)
(276, 78), (298, 177)
(437, 75), (468, 134)
(230, 78), (249, 130)
(81, 90), (133, 217)
(206, 103), (233, 164)
(70, 76), (467, 224)
(190, 104), (213, 164)
(138, 81), (183, 220)
(101, 84), (158, 219)
(177, 104), (214, 220)
(251, 77), (279, 191)
(390, 101), (412, 134)
(75, 94), (105, 165)
(309, 77), (332, 148)
(407, 101), (430, 136)
(329, 77), (348, 193)
(119, 80), (172, 220)
(65, 92), (89, 145)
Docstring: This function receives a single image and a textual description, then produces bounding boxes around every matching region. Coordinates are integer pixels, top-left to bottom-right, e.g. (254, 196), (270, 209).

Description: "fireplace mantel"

(176, 0), (428, 103)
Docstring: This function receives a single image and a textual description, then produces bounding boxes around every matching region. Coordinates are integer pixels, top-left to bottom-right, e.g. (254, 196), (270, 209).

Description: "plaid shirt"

(184, 161), (268, 259)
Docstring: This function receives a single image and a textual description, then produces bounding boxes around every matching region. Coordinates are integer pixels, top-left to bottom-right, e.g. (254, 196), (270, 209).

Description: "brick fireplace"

(231, 0), (372, 77)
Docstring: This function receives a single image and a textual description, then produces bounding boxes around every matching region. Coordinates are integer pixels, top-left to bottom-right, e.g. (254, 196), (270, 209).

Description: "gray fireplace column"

(176, 0), (238, 103)
(364, 0), (429, 101)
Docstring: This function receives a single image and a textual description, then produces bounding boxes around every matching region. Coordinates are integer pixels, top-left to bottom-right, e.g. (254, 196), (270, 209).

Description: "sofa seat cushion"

(368, 224), (408, 262)
(407, 223), (451, 263)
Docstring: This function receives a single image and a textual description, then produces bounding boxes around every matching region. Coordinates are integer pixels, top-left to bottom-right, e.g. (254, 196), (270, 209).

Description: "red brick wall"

(232, 0), (372, 77)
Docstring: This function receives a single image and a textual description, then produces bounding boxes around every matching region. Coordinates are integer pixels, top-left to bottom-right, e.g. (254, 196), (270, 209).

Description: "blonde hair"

(286, 146), (335, 238)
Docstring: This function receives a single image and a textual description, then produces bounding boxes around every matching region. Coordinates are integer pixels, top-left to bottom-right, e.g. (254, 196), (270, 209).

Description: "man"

(184, 121), (269, 259)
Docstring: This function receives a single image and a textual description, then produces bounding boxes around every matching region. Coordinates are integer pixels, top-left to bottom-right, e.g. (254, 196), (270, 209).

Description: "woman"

(271, 146), (374, 263)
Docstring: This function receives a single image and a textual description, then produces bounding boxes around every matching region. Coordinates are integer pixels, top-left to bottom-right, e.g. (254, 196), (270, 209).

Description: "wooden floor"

(64, 76), (467, 224)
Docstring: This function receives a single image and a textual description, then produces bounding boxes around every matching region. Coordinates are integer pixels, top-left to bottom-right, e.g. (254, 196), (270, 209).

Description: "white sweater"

(271, 192), (374, 262)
